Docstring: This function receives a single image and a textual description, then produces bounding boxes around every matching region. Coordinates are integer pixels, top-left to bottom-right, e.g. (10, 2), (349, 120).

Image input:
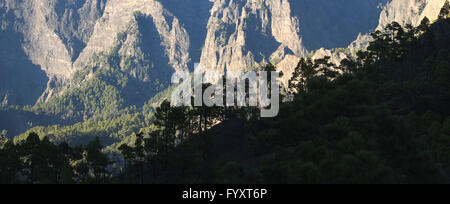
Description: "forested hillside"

(1, 6), (449, 183)
(3, 0), (447, 146)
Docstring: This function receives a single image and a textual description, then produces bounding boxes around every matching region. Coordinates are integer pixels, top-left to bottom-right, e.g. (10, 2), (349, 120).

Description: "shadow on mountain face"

(291, 0), (388, 50)
(0, 8), (48, 106)
(158, 0), (213, 65)
(161, 0), (387, 56)
(53, 0), (107, 62)
(118, 14), (176, 108)
(244, 12), (284, 63)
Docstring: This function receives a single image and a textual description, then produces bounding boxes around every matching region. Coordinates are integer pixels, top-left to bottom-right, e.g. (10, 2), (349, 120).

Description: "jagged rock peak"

(0, 0), (198, 105)
(378, 0), (448, 29)
(74, 0), (191, 72)
(315, 0), (449, 66)
(200, 0), (307, 72)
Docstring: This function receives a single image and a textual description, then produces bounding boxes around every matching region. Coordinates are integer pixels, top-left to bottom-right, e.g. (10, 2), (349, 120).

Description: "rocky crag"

(1, 0), (445, 106)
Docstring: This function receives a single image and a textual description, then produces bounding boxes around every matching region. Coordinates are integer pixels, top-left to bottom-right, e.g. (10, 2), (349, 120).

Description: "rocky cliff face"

(312, 0), (448, 69)
(0, 0), (206, 105)
(378, 0), (448, 29)
(200, 0), (307, 73)
(74, 0), (192, 73)
(199, 0), (387, 84)
(350, 0), (447, 54)
(1, 0), (446, 106)
(0, 0), (106, 105)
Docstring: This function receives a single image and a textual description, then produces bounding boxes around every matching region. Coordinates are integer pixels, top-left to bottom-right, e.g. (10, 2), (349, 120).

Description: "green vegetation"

(15, 112), (153, 147)
(1, 11), (450, 184)
(35, 68), (126, 120)
(0, 133), (110, 184)
(35, 25), (170, 121)
(330, 47), (352, 55)
(12, 83), (176, 148)
(0, 14), (174, 138)
(117, 17), (450, 183)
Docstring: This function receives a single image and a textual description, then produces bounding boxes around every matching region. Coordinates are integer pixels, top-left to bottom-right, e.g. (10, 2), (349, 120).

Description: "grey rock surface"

(1, 0), (446, 106)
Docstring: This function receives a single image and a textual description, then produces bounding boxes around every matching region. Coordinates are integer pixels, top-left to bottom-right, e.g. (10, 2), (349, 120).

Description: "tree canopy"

(1, 15), (450, 184)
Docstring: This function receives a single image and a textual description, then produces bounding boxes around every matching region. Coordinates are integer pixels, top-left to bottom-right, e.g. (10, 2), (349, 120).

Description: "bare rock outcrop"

(0, 0), (195, 105)
(199, 0), (307, 73)
(1, 0), (447, 106)
(315, 0), (448, 67)
(75, 0), (191, 73)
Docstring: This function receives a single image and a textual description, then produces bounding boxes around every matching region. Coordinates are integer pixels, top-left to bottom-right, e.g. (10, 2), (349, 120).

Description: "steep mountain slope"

(348, 0), (448, 54)
(312, 0), (448, 68)
(0, 0), (209, 136)
(0, 22), (49, 106)
(0, 0), (206, 106)
(74, 0), (192, 73)
(199, 0), (387, 84)
(378, 0), (448, 29)
(1, 0), (390, 107)
(1, 0), (447, 139)
(200, 0), (307, 73)
(0, 0), (86, 105)
(290, 0), (388, 50)
(157, 0), (213, 63)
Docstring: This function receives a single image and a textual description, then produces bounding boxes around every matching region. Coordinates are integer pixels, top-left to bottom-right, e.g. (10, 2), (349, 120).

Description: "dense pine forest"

(1, 5), (450, 184)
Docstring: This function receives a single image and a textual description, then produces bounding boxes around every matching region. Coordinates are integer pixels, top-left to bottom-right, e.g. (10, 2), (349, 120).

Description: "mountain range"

(0, 0), (447, 139)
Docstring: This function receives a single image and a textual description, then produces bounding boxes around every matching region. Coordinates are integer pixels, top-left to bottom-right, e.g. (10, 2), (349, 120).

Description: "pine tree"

(0, 130), (7, 148)
(0, 140), (21, 184)
(288, 58), (316, 94)
(417, 17), (431, 36)
(439, 0), (450, 19)
(119, 132), (146, 183)
(19, 133), (41, 183)
(85, 137), (109, 183)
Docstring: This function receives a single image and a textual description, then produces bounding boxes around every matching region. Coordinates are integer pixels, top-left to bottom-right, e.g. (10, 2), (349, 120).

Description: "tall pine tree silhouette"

(439, 0), (450, 19)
